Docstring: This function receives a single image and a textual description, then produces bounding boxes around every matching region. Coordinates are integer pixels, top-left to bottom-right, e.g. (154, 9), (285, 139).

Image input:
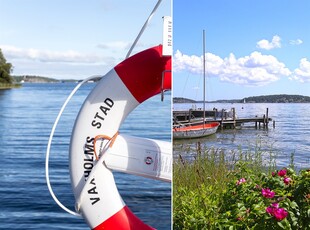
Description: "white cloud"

(174, 50), (291, 86)
(256, 35), (281, 50)
(291, 58), (310, 83)
(97, 41), (132, 50)
(1, 45), (104, 64)
(289, 39), (303, 45)
(1, 44), (119, 79)
(174, 50), (223, 75)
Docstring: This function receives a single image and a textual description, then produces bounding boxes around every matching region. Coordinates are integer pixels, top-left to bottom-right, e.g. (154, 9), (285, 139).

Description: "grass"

(174, 139), (277, 190)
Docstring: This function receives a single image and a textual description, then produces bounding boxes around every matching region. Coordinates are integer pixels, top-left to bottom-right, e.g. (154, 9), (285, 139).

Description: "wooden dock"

(174, 108), (274, 129)
(218, 116), (273, 129)
(216, 108), (273, 129)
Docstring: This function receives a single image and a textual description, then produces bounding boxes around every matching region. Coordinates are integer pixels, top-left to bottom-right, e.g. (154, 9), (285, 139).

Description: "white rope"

(125, 0), (163, 59)
(45, 76), (99, 216)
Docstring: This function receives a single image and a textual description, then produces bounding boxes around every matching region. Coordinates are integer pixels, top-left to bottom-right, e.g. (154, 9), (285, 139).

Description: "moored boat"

(173, 30), (219, 139)
(173, 121), (220, 139)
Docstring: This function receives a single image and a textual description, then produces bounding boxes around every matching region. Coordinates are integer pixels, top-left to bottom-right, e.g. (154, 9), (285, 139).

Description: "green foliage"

(174, 144), (310, 230)
(0, 48), (13, 84)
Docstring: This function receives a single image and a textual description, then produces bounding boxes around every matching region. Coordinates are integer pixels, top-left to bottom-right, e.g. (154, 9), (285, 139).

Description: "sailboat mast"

(203, 30), (206, 126)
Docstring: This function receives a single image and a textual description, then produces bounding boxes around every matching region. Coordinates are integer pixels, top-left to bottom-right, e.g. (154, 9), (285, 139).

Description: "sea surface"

(174, 103), (310, 169)
(0, 83), (171, 229)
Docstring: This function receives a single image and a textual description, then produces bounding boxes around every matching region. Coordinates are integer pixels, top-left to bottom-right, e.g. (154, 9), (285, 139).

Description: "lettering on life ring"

(91, 98), (114, 129)
(88, 178), (100, 205)
(84, 136), (95, 181)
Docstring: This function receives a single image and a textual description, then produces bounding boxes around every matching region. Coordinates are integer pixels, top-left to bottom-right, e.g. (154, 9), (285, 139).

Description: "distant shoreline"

(13, 75), (75, 83)
(12, 75), (101, 84)
(174, 94), (310, 103)
(1, 75), (100, 89)
(0, 83), (22, 90)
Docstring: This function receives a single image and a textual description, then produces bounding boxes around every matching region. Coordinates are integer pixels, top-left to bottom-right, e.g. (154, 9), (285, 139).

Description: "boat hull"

(173, 122), (220, 139)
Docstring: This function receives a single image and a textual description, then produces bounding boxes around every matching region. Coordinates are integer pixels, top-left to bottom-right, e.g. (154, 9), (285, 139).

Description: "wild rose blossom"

(273, 208), (288, 221)
(236, 178), (246, 185)
(271, 203), (279, 208)
(283, 177), (292, 185)
(266, 203), (279, 214)
(262, 188), (275, 198)
(266, 206), (273, 214)
(278, 169), (287, 177)
(266, 203), (288, 221)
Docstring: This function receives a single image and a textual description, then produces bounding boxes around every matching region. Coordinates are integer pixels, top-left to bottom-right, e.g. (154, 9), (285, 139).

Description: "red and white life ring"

(69, 45), (171, 229)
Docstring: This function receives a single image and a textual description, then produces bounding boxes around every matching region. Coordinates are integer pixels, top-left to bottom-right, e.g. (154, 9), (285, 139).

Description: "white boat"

(173, 122), (220, 139)
(173, 30), (219, 139)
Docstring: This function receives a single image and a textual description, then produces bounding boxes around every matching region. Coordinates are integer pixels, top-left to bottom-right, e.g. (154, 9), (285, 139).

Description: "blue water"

(174, 103), (310, 169)
(0, 83), (171, 229)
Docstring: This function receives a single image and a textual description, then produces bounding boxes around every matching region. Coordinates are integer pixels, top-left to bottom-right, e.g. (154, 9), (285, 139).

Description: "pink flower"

(273, 208), (288, 221)
(266, 203), (288, 221)
(278, 169), (287, 177)
(266, 203), (278, 215)
(236, 178), (246, 185)
(266, 206), (273, 214)
(261, 188), (275, 198)
(271, 203), (279, 208)
(272, 171), (276, 177)
(283, 177), (292, 185)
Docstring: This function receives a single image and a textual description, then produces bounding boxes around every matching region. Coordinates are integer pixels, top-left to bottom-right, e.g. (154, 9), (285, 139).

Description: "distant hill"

(173, 97), (197, 103)
(12, 75), (103, 83)
(174, 94), (310, 103)
(13, 75), (61, 83)
(243, 94), (310, 103)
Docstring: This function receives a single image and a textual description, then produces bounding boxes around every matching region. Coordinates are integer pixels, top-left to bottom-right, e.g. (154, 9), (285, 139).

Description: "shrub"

(217, 164), (310, 229)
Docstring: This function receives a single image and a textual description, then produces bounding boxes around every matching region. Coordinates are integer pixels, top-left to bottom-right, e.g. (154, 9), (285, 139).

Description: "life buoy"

(69, 45), (171, 229)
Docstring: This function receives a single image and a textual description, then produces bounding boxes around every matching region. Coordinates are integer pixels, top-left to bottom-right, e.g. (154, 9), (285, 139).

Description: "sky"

(0, 0), (171, 79)
(173, 1), (310, 101)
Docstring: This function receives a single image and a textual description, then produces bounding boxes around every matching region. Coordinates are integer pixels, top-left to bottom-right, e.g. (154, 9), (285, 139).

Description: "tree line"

(0, 48), (13, 84)
(243, 94), (310, 103)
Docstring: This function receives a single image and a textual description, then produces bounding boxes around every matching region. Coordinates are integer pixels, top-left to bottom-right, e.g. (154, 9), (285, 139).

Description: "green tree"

(0, 48), (13, 84)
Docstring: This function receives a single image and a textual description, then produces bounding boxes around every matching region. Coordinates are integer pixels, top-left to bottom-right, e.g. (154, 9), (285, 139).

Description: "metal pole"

(203, 30), (206, 127)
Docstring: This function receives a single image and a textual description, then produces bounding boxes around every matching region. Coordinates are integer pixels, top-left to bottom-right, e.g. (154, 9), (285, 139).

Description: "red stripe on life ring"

(93, 206), (155, 230)
(115, 45), (171, 103)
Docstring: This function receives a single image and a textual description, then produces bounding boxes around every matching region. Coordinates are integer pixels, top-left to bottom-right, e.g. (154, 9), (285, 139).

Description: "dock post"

(266, 108), (269, 128)
(273, 120), (276, 128)
(263, 115), (266, 128)
(233, 107), (236, 129)
(221, 109), (224, 129)
(214, 108), (217, 120)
